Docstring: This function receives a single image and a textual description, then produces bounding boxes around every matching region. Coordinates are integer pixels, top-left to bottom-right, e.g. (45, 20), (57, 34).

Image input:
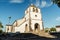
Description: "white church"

(6, 4), (44, 33)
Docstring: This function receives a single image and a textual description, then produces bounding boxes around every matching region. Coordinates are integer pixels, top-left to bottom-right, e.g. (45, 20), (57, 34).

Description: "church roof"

(28, 4), (40, 9)
(56, 25), (60, 28)
(6, 24), (12, 26)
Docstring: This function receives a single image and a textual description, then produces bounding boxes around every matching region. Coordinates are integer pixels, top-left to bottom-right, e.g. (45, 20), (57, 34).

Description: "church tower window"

(36, 8), (38, 13)
(33, 8), (35, 12)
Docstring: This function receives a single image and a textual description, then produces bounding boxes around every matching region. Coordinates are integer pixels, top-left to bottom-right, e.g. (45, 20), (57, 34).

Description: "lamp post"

(8, 16), (11, 24)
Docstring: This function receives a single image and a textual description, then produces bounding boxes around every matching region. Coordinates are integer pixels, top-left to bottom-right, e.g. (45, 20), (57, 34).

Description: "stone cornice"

(31, 19), (42, 21)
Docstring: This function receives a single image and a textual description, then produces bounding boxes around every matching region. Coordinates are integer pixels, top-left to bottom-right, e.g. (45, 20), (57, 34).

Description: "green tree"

(45, 30), (49, 32)
(0, 22), (3, 28)
(0, 22), (3, 33)
(52, 0), (60, 7)
(50, 27), (56, 32)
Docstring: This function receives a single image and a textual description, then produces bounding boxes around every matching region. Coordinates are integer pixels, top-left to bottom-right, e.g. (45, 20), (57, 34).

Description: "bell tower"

(25, 4), (44, 33)
(30, 4), (44, 32)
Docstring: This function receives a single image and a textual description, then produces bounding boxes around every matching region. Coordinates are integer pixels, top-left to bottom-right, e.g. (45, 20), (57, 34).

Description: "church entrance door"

(34, 23), (40, 32)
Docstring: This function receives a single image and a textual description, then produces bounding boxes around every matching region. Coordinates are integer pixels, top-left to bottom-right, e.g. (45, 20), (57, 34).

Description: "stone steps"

(31, 31), (56, 38)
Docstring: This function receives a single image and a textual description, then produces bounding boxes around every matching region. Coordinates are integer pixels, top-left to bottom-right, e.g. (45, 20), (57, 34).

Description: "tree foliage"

(0, 22), (3, 33)
(45, 30), (49, 32)
(0, 22), (3, 28)
(0, 30), (3, 33)
(52, 0), (60, 7)
(50, 27), (56, 32)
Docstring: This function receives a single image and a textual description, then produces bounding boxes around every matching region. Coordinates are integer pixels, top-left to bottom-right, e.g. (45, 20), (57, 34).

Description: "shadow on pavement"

(0, 32), (60, 40)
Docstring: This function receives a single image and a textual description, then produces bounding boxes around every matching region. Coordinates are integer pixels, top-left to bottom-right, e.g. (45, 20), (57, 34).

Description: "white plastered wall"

(31, 20), (43, 30)
(56, 28), (60, 32)
(14, 20), (29, 33)
(6, 26), (12, 32)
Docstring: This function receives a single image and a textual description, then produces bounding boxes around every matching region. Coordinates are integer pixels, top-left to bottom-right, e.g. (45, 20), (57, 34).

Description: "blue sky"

(0, 0), (60, 31)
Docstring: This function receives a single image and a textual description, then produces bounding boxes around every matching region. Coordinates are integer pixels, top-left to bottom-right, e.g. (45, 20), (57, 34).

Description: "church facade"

(6, 4), (44, 33)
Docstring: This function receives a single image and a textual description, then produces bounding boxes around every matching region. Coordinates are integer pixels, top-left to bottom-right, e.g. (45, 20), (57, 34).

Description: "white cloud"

(46, 2), (53, 7)
(10, 0), (23, 3)
(35, 0), (40, 7)
(56, 17), (60, 21)
(40, 1), (46, 8)
(35, 0), (53, 8)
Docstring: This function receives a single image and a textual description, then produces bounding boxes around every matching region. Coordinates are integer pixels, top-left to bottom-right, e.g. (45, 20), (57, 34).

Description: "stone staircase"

(31, 31), (56, 38)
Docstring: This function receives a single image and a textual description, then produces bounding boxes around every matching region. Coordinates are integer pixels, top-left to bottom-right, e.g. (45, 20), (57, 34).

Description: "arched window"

(33, 8), (35, 12)
(26, 11), (28, 13)
(36, 8), (38, 13)
(25, 24), (27, 26)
